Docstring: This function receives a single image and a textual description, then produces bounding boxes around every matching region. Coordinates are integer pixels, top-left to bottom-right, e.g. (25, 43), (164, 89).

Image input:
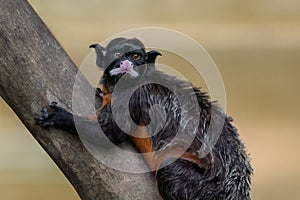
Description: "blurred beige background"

(1, 0), (300, 199)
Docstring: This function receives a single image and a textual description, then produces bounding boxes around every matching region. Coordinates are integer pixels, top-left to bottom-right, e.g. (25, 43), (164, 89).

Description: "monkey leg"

(131, 126), (201, 172)
(131, 126), (157, 171)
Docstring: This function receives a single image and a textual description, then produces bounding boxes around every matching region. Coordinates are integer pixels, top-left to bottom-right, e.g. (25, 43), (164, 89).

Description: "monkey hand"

(34, 101), (76, 133)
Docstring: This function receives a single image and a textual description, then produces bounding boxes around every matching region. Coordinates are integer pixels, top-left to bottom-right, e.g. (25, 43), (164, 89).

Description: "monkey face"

(107, 47), (148, 80)
(90, 38), (161, 85)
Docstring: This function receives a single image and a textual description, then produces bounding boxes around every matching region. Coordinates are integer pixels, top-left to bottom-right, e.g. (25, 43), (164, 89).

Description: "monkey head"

(90, 38), (161, 86)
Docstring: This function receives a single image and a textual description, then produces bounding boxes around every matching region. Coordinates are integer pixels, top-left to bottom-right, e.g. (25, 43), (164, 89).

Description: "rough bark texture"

(0, 0), (157, 199)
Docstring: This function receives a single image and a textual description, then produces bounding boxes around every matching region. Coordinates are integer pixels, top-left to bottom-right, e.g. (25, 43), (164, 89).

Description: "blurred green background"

(1, 0), (300, 199)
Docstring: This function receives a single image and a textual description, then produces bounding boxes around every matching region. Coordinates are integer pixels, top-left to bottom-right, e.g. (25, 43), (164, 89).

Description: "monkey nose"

(120, 60), (133, 71)
(110, 60), (138, 77)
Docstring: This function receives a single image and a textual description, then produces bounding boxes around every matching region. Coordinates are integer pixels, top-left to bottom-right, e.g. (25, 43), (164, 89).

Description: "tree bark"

(0, 0), (157, 199)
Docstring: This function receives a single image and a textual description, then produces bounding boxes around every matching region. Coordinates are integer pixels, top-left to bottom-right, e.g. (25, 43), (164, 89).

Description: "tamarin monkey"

(35, 38), (252, 199)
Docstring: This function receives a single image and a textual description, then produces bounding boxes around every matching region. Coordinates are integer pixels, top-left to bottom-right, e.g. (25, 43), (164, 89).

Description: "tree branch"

(0, 0), (157, 199)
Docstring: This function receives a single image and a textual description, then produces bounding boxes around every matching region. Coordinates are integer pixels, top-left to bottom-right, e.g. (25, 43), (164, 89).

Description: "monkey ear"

(146, 50), (162, 64)
(145, 50), (161, 75)
(90, 44), (106, 68)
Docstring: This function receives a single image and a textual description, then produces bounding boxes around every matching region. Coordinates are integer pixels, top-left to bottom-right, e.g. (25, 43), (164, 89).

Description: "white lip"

(109, 68), (139, 77)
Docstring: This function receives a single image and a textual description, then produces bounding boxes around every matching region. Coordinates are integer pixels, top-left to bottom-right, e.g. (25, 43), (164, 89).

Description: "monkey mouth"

(109, 60), (139, 77)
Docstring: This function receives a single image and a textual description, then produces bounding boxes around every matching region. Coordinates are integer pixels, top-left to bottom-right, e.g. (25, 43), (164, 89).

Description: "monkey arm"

(34, 96), (200, 169)
(34, 102), (111, 146)
(34, 84), (125, 145)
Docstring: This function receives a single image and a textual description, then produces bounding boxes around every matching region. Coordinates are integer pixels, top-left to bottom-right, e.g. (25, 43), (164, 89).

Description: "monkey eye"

(132, 53), (141, 61)
(114, 52), (121, 58)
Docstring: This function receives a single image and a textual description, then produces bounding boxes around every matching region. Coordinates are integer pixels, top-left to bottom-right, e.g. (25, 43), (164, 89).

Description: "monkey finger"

(41, 121), (54, 129)
(34, 114), (51, 123)
(34, 115), (44, 124)
(41, 107), (50, 118)
(49, 102), (66, 113)
(49, 101), (58, 107)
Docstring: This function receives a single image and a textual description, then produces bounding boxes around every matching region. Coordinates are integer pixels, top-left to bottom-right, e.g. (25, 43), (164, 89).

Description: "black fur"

(35, 37), (252, 200)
